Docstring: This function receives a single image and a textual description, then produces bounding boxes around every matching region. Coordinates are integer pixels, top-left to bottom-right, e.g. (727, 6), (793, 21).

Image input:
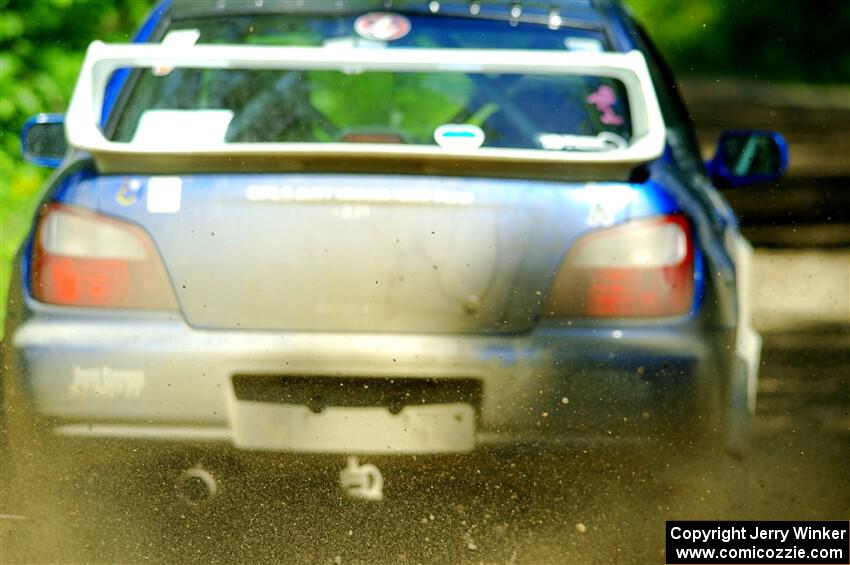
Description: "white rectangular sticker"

(132, 109), (234, 146)
(564, 37), (604, 53)
(146, 176), (182, 213)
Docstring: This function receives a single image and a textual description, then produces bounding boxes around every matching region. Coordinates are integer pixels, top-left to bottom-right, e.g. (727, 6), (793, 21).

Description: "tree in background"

(627, 0), (850, 84)
(0, 0), (147, 259)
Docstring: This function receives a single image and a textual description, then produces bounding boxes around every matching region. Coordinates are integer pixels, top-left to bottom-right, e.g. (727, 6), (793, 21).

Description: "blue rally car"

(3, 0), (786, 496)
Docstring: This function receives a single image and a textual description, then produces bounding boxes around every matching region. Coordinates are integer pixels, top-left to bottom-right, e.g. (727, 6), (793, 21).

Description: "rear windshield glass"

(111, 68), (633, 150)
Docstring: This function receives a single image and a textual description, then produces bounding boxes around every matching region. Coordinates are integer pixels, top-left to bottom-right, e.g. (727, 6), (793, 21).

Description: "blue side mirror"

(21, 113), (67, 168)
(707, 129), (788, 188)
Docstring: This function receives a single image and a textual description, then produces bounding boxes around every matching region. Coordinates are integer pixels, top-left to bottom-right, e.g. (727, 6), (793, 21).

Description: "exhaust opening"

(176, 465), (218, 506)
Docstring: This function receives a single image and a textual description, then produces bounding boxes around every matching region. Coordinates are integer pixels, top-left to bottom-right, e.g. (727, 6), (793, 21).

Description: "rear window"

(112, 68), (632, 150)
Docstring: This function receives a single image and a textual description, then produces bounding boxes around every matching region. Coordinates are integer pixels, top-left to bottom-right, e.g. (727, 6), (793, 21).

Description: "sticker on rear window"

(564, 37), (604, 53)
(586, 85), (624, 126)
(434, 124), (485, 150)
(132, 109), (234, 146)
(354, 13), (411, 42)
(538, 132), (627, 152)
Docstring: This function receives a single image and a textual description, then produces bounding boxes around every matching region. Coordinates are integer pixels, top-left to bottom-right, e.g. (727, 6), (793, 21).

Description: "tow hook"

(339, 456), (383, 501)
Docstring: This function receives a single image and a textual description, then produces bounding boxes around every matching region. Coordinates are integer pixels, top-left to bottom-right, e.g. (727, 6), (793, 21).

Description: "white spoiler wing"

(66, 42), (666, 178)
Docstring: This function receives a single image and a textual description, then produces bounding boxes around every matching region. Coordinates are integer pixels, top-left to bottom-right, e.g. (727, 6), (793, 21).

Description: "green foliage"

(0, 0), (151, 334)
(625, 0), (850, 84)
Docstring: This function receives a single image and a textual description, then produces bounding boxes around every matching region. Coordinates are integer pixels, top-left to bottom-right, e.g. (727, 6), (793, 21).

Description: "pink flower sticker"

(586, 85), (624, 126)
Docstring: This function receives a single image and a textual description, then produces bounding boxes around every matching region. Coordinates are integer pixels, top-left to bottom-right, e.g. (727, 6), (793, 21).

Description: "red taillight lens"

(543, 214), (694, 318)
(31, 204), (177, 309)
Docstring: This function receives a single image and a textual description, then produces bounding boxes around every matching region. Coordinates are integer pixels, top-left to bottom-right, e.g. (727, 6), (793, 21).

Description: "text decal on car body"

(69, 365), (146, 400)
(245, 184), (475, 206)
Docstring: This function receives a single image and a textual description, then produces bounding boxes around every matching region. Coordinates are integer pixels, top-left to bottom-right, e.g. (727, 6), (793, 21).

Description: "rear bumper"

(7, 312), (732, 454)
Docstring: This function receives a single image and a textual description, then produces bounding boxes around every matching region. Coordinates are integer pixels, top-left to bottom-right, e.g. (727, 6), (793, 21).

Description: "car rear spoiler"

(65, 42), (666, 181)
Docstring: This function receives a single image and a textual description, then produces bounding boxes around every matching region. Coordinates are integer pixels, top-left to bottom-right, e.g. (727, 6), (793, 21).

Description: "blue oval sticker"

(434, 124), (485, 150)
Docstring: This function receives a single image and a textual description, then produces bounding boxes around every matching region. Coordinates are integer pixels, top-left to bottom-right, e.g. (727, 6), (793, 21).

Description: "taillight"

(543, 214), (694, 318)
(31, 203), (177, 309)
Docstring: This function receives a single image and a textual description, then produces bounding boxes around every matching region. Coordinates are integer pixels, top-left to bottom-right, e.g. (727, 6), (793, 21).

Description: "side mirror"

(707, 129), (788, 188)
(21, 114), (67, 168)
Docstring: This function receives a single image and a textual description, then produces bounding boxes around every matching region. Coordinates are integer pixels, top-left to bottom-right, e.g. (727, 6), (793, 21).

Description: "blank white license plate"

(231, 401), (475, 454)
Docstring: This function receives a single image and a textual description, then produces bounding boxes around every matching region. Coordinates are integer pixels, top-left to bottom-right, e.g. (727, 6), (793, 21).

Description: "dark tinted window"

(112, 68), (633, 150)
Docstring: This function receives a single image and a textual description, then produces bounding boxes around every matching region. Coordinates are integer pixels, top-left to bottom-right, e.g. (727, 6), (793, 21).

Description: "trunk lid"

(85, 173), (655, 333)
